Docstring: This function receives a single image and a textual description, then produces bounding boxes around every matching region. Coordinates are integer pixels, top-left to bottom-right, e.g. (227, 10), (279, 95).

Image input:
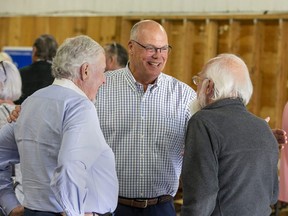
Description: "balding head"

(130, 20), (167, 43)
(127, 20), (170, 88)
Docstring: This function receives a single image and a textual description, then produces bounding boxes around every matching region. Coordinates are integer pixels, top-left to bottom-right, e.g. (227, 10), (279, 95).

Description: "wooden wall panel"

(87, 17), (118, 45)
(189, 20), (207, 79)
(276, 20), (288, 127)
(217, 20), (231, 53)
(0, 18), (10, 46)
(49, 17), (79, 44)
(119, 18), (135, 48)
(163, 20), (186, 81)
(0, 15), (288, 128)
(6, 17), (23, 46)
(182, 20), (196, 87)
(204, 20), (218, 63)
(34, 17), (51, 37)
(249, 20), (262, 115)
(259, 21), (279, 126)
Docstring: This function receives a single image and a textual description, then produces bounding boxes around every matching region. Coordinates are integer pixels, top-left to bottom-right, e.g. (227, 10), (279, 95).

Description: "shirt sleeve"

(50, 100), (106, 216)
(0, 123), (21, 215)
(181, 117), (219, 216)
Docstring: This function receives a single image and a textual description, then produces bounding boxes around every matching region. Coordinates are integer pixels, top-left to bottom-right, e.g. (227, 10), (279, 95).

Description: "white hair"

(0, 61), (22, 101)
(0, 52), (12, 62)
(203, 53), (253, 105)
(52, 35), (104, 80)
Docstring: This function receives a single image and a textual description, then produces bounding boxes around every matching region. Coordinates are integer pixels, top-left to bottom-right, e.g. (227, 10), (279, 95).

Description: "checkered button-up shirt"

(95, 66), (196, 198)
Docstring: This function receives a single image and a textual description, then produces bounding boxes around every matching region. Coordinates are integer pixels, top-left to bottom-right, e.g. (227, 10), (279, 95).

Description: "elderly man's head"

(52, 35), (106, 101)
(190, 54), (253, 114)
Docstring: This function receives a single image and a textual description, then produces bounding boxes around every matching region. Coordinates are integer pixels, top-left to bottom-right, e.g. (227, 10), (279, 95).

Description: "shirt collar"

(124, 64), (163, 92)
(52, 78), (88, 99)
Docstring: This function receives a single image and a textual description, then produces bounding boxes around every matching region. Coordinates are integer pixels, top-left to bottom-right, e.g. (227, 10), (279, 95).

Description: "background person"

(0, 35), (118, 216)
(181, 53), (279, 216)
(279, 102), (288, 206)
(14, 34), (58, 104)
(0, 60), (22, 216)
(104, 42), (128, 71)
(0, 61), (22, 127)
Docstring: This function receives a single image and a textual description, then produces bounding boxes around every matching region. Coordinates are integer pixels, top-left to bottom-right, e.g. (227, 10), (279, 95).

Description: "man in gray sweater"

(181, 53), (279, 216)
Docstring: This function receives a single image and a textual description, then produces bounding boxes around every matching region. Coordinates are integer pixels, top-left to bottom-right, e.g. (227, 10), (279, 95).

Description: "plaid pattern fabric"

(96, 67), (196, 198)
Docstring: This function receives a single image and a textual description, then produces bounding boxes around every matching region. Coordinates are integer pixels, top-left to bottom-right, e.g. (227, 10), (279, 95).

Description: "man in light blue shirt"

(0, 35), (118, 216)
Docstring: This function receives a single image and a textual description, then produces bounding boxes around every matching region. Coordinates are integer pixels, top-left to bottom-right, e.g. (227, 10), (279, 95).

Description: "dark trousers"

(114, 200), (176, 216)
(24, 208), (62, 216)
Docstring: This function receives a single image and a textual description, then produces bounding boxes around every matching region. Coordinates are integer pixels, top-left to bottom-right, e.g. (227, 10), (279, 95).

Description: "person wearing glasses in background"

(0, 61), (21, 122)
(96, 20), (196, 216)
(104, 42), (128, 71)
(181, 54), (279, 216)
(0, 60), (22, 216)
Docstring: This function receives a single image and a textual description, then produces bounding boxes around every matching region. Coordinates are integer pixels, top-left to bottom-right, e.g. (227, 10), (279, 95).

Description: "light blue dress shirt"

(0, 79), (118, 216)
(96, 66), (196, 198)
(0, 103), (24, 206)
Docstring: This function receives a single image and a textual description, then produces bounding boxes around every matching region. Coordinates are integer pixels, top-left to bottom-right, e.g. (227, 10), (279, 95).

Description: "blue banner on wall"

(2, 46), (32, 69)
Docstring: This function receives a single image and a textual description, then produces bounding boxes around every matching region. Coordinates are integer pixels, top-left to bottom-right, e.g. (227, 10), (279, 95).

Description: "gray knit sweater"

(181, 98), (279, 216)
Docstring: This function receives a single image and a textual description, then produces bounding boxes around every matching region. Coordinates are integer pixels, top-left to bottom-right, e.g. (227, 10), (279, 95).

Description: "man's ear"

(32, 47), (38, 62)
(205, 80), (214, 97)
(80, 63), (89, 80)
(107, 55), (113, 65)
(128, 41), (133, 55)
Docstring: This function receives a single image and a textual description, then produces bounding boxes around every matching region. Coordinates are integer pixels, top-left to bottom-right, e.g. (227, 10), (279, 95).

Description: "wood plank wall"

(0, 15), (288, 128)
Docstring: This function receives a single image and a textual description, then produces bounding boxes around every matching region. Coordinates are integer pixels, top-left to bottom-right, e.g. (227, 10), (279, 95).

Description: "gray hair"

(104, 42), (128, 67)
(52, 35), (104, 80)
(0, 61), (22, 101)
(203, 53), (253, 105)
(0, 52), (12, 62)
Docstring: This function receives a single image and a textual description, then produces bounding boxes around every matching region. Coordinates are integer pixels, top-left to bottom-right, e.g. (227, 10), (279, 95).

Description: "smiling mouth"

(149, 62), (161, 67)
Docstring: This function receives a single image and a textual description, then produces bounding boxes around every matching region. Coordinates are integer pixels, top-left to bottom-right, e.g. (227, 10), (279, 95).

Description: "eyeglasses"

(192, 75), (208, 86)
(0, 61), (7, 82)
(131, 40), (172, 55)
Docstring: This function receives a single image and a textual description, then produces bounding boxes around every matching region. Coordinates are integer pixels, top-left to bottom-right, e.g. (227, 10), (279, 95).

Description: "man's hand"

(8, 205), (24, 216)
(272, 129), (287, 150)
(7, 105), (21, 123)
(265, 116), (287, 150)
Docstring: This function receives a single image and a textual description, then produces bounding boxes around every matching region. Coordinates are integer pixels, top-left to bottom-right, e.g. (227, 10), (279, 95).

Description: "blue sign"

(2, 46), (32, 69)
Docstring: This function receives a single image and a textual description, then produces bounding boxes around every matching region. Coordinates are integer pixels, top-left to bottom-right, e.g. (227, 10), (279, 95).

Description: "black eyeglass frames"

(0, 61), (7, 82)
(131, 40), (172, 55)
